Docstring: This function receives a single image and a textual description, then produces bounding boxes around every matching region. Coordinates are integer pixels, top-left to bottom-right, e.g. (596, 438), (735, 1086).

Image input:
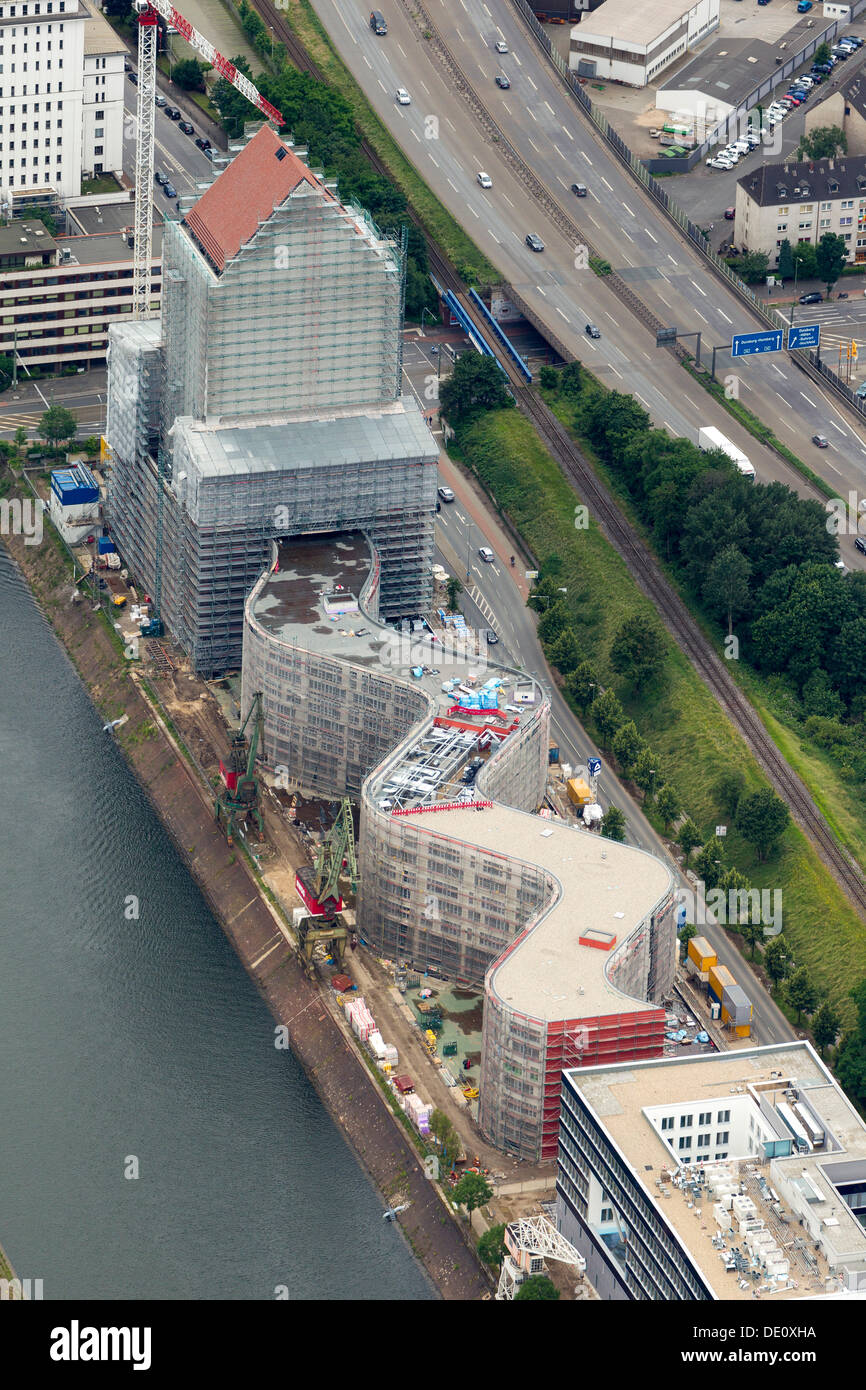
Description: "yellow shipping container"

(708, 964), (736, 999)
(734, 1023), (751, 1038)
(567, 777), (592, 807)
(688, 935), (717, 972)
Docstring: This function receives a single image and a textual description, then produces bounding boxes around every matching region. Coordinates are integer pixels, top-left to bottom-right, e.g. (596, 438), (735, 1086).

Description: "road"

(308, 0), (866, 567)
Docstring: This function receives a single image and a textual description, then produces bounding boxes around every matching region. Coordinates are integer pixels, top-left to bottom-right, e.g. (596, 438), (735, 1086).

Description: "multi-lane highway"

(306, 0), (866, 563)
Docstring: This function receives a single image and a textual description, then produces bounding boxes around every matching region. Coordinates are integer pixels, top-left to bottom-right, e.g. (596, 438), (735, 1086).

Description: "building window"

(600, 1206), (614, 1223)
(717, 1109), (730, 1123)
(678, 1136), (692, 1151)
(94, 145), (102, 154)
(697, 1133), (711, 1148)
(661, 1116), (674, 1131)
(778, 206), (789, 215)
(698, 1112), (711, 1126)
(716, 1130), (730, 1145)
(777, 224), (787, 232)
(680, 1114), (693, 1128)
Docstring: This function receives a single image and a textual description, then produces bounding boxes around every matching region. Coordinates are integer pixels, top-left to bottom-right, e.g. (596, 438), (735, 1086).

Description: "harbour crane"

(295, 800), (359, 977)
(130, 1), (282, 636)
(215, 691), (266, 846)
(496, 1215), (586, 1300)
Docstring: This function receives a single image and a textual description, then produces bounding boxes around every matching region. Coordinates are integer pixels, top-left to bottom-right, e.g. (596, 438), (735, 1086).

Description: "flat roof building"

(569, 0), (719, 89)
(557, 1043), (866, 1299)
(734, 155), (866, 267)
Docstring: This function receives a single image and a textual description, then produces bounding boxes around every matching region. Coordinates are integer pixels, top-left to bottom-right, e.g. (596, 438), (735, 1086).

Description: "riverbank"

(1, 517), (489, 1300)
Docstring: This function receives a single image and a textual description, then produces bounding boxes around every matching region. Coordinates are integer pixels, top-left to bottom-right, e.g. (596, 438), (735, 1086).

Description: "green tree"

(546, 627), (582, 676)
(515, 1275), (560, 1300)
(172, 58), (209, 92)
(612, 720), (644, 776)
(679, 920), (697, 963)
(763, 936), (794, 988)
(13, 426), (28, 462)
(812, 1000), (841, 1057)
(439, 354), (512, 425)
(815, 41), (831, 64)
(559, 359), (583, 398)
(0, 355), (13, 392)
(610, 615), (666, 690)
(566, 661), (599, 714)
(703, 544), (751, 636)
(776, 238), (794, 281)
(453, 1171), (493, 1213)
(583, 391), (649, 462)
(694, 836), (726, 890)
(601, 805), (627, 842)
(739, 251), (770, 284)
(537, 601), (571, 646)
(633, 746), (659, 800)
(538, 365), (559, 391)
(735, 788), (790, 861)
(429, 1109), (461, 1171)
(787, 966), (818, 1024)
(655, 783), (681, 831)
(792, 241), (818, 279)
(477, 1223), (507, 1268)
(592, 688), (624, 745)
(713, 770), (745, 820)
(816, 231), (849, 298)
(836, 979), (866, 1111)
(82, 435), (100, 456)
(102, 0), (132, 16)
(798, 125), (847, 160)
(446, 575), (462, 611)
(38, 404), (77, 447)
(677, 817), (702, 865)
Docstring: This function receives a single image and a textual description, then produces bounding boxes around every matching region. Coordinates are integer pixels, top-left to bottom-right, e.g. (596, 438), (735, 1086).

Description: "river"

(0, 546), (431, 1300)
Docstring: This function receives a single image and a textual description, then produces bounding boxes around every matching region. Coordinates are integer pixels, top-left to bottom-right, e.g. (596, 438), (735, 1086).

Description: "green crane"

(215, 691), (266, 846)
(296, 799), (358, 977)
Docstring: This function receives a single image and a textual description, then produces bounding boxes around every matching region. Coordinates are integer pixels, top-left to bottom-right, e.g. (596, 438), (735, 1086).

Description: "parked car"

(163, 182), (178, 199)
(179, 121), (195, 136)
(485, 629), (499, 644)
(525, 233), (544, 251)
(797, 0), (812, 11)
(437, 485), (455, 502)
(855, 381), (866, 398)
(725, 207), (735, 219)
(800, 291), (823, 303)
(855, 536), (866, 555)
(396, 87), (411, 104)
(494, 39), (508, 53)
(495, 74), (510, 88)
(585, 322), (601, 338)
(812, 434), (829, 448)
(478, 547), (495, 562)
(477, 171), (492, 188)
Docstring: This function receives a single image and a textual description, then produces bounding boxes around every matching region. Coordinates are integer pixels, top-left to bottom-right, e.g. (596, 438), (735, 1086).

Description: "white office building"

(81, 0), (123, 180)
(568, 0), (719, 89)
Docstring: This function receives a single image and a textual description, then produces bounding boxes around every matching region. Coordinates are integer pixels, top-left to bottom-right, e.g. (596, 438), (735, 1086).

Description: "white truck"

(697, 426), (755, 480)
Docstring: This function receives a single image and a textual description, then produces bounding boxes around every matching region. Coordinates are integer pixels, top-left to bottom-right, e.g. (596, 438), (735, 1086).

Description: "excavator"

(215, 691), (266, 847)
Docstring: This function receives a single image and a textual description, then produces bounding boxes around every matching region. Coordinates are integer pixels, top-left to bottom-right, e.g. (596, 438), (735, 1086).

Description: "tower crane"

(215, 691), (266, 846)
(295, 800), (359, 977)
(129, 1), (283, 638)
(495, 1215), (587, 1300)
(131, 0), (283, 322)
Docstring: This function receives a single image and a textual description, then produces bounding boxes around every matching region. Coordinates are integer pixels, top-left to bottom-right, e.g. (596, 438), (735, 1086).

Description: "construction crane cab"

(295, 799), (358, 977)
(215, 692), (266, 846)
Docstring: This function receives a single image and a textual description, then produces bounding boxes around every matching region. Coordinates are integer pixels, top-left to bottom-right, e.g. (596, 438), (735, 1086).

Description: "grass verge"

(452, 406), (865, 1027)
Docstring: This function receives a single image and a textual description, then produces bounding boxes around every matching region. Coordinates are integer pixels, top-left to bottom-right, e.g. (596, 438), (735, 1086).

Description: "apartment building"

(734, 156), (866, 266)
(556, 1044), (866, 1300)
(0, 217), (161, 369)
(81, 0), (123, 180)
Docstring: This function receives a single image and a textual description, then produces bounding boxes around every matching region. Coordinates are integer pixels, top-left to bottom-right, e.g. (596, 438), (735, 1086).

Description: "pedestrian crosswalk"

(468, 584), (499, 634)
(0, 410), (44, 431)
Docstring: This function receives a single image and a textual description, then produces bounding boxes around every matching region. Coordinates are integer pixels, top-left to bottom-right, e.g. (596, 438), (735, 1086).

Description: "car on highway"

(128, 71), (138, 85)
(166, 106), (181, 120)
(203, 147), (217, 161)
(812, 434), (829, 448)
(155, 94), (167, 108)
(478, 547), (495, 563)
(477, 171), (492, 188)
(800, 291), (823, 303)
(396, 88), (411, 104)
(195, 136), (211, 151)
(855, 536), (866, 555)
(571, 183), (587, 196)
(585, 322), (601, 338)
(495, 74), (510, 89)
(437, 485), (455, 502)
(494, 39), (508, 53)
(179, 120), (195, 135)
(154, 170), (167, 185)
(485, 629), (499, 644)
(163, 182), (178, 199)
(525, 233), (545, 251)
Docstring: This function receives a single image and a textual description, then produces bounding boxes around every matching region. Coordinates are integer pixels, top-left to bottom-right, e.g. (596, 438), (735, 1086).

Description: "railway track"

(255, 0), (866, 917)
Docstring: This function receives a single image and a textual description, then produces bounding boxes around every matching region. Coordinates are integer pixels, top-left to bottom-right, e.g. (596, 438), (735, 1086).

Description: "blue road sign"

(731, 329), (783, 357)
(588, 757), (602, 777)
(787, 323), (821, 350)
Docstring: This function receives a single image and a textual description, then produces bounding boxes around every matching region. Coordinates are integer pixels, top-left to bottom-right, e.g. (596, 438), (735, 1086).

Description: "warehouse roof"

(572, 0), (706, 46)
(738, 154), (866, 206)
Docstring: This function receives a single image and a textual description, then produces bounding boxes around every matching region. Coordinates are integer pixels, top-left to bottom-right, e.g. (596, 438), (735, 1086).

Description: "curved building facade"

(242, 533), (676, 1161)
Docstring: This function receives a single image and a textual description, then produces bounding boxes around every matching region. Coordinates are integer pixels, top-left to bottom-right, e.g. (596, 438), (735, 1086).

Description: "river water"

(0, 547), (431, 1300)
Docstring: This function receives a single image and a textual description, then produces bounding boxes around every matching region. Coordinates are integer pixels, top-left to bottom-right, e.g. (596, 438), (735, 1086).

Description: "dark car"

(585, 322), (601, 338)
(724, 206), (735, 219)
(154, 170), (167, 185)
(179, 121), (195, 136)
(495, 74), (510, 89)
(163, 182), (178, 199)
(812, 434), (829, 448)
(813, 63), (833, 73)
(128, 72), (138, 85)
(525, 233), (545, 252)
(485, 630), (499, 644)
(855, 536), (866, 555)
(195, 136), (211, 151)
(167, 107), (181, 120)
(800, 291), (823, 304)
(571, 182), (587, 196)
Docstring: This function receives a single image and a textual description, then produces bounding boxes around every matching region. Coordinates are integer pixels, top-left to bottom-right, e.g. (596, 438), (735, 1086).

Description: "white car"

(731, 140), (750, 153)
(477, 171), (492, 188)
(478, 547), (495, 563)
(494, 39), (508, 53)
(396, 87), (411, 105)
(709, 157), (733, 169)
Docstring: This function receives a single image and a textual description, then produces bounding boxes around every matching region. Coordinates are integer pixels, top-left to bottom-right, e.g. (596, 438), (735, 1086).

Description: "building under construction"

(105, 123), (437, 674)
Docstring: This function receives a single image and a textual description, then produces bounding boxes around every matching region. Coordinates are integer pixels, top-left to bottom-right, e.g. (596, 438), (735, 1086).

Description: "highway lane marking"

(456, 511), (467, 525)
(657, 292), (672, 307)
(528, 137), (540, 151)
(668, 254), (677, 265)
(557, 175), (568, 189)
(378, 79), (387, 93)
(583, 337), (597, 350)
(622, 202), (635, 217)
(397, 42), (407, 56)
(487, 229), (500, 242)
(553, 145), (565, 159)
(429, 154), (439, 166)
(528, 108), (538, 121)
(684, 394), (699, 408)
(502, 99), (512, 113)
(831, 421), (847, 434)
(411, 128), (421, 142)
(799, 391), (817, 407)
(363, 54), (372, 68)
(482, 1), (492, 12)
(513, 52), (522, 66)
(563, 125), (574, 140)
(604, 312), (618, 325)
(419, 80), (430, 94)
(556, 307), (570, 321)
(609, 366), (622, 378)
(468, 204), (479, 217)
(473, 564), (483, 579)
(620, 252), (634, 265)
(775, 391), (788, 406)
(771, 363), (787, 377)
(527, 75), (537, 90)
(587, 213), (600, 227)
(537, 286), (547, 295)
(636, 393), (650, 408)
(664, 421), (675, 433)
(446, 117), (457, 131)
(502, 193), (514, 206)
(622, 228), (633, 241)
(692, 281), (707, 296)
(693, 309), (709, 324)
(718, 309), (732, 324)
(545, 101), (555, 115)
(645, 229), (657, 242)
(455, 23), (465, 38)
(824, 458), (843, 474)
(333, 3), (356, 41)
(448, 177), (459, 191)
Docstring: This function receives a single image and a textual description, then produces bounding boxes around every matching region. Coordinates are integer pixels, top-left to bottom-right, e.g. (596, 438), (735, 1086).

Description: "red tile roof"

(184, 125), (321, 272)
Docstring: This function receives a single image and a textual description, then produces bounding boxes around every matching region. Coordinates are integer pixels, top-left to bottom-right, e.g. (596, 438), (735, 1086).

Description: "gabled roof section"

(184, 125), (322, 272)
